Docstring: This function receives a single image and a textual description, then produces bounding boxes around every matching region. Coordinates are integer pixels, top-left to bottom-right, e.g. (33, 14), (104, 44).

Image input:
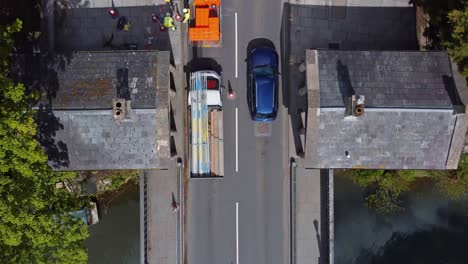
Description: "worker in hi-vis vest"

(163, 13), (176, 31)
(183, 8), (190, 23)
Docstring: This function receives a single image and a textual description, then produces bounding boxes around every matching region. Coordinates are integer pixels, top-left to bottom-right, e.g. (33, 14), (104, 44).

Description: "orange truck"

(188, 0), (221, 47)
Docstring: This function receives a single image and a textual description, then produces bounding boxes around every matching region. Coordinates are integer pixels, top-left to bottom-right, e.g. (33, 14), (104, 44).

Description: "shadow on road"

(184, 58), (223, 96)
(184, 57), (223, 75)
(280, 3), (307, 156)
(319, 169), (331, 264)
(314, 219), (323, 264)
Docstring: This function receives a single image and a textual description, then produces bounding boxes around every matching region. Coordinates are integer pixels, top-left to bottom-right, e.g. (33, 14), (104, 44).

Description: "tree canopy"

(411, 0), (468, 77)
(0, 19), (88, 263)
(446, 6), (468, 77)
(350, 154), (468, 215)
(432, 154), (468, 200)
(350, 169), (419, 214)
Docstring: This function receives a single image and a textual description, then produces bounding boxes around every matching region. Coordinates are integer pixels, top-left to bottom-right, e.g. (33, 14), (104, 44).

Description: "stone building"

(36, 51), (170, 170)
(304, 50), (467, 170)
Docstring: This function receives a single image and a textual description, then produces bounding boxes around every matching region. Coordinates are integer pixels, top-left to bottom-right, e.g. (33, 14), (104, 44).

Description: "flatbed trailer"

(188, 71), (224, 178)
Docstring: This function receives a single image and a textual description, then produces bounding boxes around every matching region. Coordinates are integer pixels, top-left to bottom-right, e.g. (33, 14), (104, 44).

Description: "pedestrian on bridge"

(183, 8), (191, 23)
(163, 13), (176, 31)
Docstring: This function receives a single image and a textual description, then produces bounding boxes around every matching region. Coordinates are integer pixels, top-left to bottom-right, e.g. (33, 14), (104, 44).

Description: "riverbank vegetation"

(0, 20), (89, 263)
(349, 154), (468, 214)
(95, 170), (140, 195)
(432, 154), (468, 200)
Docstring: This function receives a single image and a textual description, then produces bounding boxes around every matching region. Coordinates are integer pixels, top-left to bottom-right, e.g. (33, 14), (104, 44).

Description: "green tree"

(432, 154), (468, 200)
(446, 6), (468, 77)
(351, 169), (419, 214)
(0, 20), (89, 263)
(411, 0), (468, 77)
(97, 169), (140, 194)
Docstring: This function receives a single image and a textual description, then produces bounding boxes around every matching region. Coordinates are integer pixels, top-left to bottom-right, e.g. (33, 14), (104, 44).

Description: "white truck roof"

(188, 71), (222, 108)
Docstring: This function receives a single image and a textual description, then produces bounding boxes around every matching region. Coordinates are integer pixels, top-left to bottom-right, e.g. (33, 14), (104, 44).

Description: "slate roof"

(305, 50), (468, 170)
(316, 109), (456, 169)
(40, 51), (159, 109)
(317, 50), (461, 108)
(42, 110), (162, 170)
(36, 51), (170, 171)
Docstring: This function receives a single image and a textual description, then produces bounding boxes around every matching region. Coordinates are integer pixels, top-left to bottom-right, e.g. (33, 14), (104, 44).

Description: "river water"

(85, 186), (140, 264)
(84, 175), (468, 264)
(335, 173), (468, 264)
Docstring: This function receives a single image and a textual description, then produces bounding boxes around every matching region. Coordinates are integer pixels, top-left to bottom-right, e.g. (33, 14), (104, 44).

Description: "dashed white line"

(236, 202), (239, 264)
(235, 107), (238, 172)
(235, 12), (238, 78)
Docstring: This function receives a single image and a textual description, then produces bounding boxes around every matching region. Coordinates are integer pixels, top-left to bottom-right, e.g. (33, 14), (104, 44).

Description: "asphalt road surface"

(187, 0), (289, 263)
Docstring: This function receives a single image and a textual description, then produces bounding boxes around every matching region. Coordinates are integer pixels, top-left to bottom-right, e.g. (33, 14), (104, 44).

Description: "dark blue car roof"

(255, 76), (275, 114)
(250, 47), (278, 68)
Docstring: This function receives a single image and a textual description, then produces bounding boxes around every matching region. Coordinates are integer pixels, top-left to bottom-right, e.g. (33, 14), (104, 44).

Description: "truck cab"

(188, 71), (222, 109)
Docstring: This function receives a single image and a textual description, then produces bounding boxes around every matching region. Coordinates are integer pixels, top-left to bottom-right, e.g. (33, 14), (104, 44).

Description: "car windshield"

(252, 66), (274, 76)
(256, 112), (275, 119)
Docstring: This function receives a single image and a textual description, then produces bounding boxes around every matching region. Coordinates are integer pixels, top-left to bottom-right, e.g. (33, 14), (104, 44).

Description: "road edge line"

(236, 202), (239, 264)
(235, 12), (238, 78)
(236, 107), (238, 172)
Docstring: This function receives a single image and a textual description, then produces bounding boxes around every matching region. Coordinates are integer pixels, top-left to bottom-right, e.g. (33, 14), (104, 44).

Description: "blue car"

(247, 47), (279, 121)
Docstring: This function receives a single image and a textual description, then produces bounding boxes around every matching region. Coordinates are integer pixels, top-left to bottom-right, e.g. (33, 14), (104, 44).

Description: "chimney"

(113, 99), (131, 120)
(353, 95), (365, 116)
(113, 68), (132, 121)
(345, 95), (365, 117)
(347, 95), (365, 117)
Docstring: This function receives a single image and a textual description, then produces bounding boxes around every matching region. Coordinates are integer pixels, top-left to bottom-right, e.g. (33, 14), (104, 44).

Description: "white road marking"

(236, 202), (239, 264)
(235, 12), (238, 78)
(235, 107), (239, 172)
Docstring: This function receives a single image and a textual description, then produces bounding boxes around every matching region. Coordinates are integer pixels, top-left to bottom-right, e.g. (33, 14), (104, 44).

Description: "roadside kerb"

(139, 171), (148, 264)
(177, 158), (184, 264)
(328, 170), (334, 264)
(290, 158), (297, 264)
